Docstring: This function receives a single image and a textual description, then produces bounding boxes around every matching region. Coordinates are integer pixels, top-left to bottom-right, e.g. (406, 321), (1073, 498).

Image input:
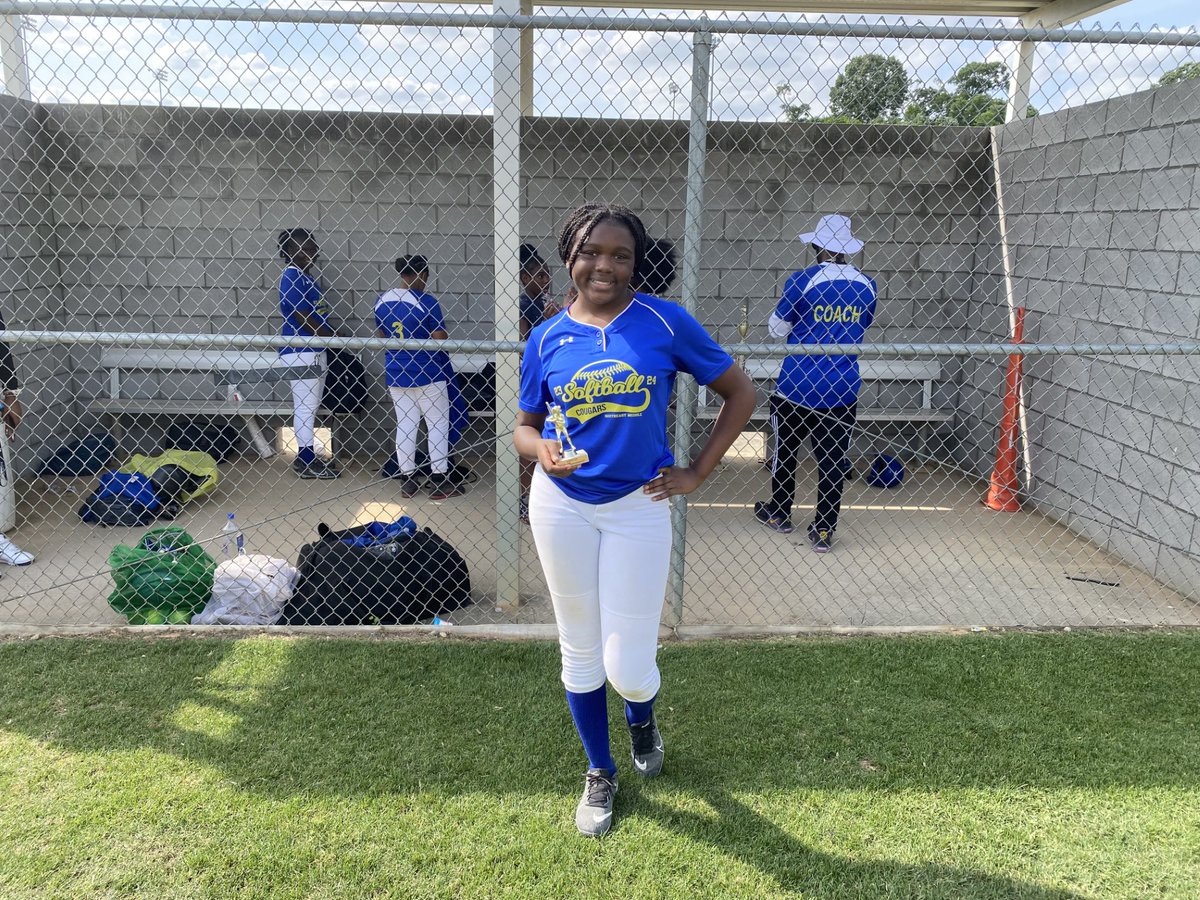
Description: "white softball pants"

(388, 382), (450, 476)
(284, 351), (326, 449)
(528, 467), (670, 701)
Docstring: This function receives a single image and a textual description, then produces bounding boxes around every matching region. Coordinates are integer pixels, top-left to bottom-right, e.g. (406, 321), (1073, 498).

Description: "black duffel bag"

(281, 523), (471, 625)
(165, 422), (243, 463)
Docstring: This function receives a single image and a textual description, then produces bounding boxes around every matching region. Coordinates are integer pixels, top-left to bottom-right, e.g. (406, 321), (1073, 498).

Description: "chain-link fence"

(0, 4), (1197, 631)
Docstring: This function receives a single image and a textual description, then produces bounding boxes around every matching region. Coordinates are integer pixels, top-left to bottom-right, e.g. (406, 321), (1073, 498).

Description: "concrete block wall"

(0, 95), (74, 473)
(991, 79), (1200, 600)
(32, 106), (995, 458)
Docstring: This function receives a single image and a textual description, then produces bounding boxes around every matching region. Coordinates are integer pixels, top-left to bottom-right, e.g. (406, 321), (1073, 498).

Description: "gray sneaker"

(629, 712), (664, 777)
(575, 768), (618, 837)
(294, 458), (340, 480)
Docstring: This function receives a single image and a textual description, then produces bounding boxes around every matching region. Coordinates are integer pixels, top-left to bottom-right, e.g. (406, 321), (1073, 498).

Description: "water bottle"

(221, 513), (244, 558)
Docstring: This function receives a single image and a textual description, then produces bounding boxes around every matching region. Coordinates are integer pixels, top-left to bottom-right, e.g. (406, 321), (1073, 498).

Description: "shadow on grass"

(629, 779), (1085, 899)
(3, 633), (1199, 896)
(4, 635), (1200, 795)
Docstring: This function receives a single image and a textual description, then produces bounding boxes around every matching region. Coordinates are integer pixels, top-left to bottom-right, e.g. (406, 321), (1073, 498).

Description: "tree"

(828, 54), (910, 123)
(949, 61), (1008, 97)
(904, 60), (1035, 127)
(774, 84), (811, 123)
(903, 85), (949, 124)
(1159, 61), (1200, 86)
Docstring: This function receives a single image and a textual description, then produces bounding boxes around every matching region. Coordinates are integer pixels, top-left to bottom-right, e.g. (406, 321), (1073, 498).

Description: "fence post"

(493, 0), (523, 610)
(668, 27), (712, 628)
(0, 15), (30, 100)
(1006, 39), (1035, 121)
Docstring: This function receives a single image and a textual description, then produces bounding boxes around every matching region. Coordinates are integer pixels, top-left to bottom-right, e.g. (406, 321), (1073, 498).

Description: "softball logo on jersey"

(554, 359), (656, 423)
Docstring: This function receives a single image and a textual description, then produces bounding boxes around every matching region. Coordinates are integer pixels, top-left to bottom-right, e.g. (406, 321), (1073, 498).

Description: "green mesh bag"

(107, 527), (216, 624)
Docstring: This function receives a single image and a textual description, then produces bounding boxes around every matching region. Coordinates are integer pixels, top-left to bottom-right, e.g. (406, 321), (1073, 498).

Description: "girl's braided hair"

(278, 228), (315, 261)
(556, 203), (649, 282)
(519, 242), (545, 275)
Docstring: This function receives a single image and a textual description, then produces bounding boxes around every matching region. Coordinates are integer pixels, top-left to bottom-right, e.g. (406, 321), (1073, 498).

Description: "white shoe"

(0, 534), (34, 566)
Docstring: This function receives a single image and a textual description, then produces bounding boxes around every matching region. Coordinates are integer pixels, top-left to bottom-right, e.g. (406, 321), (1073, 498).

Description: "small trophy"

(546, 402), (589, 469)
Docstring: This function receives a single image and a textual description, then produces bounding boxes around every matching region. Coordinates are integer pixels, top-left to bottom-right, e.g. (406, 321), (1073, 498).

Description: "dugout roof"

(543, 1), (1131, 26)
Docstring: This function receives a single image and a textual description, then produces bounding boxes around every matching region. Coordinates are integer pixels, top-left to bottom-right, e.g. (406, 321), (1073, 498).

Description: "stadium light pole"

(151, 67), (169, 105)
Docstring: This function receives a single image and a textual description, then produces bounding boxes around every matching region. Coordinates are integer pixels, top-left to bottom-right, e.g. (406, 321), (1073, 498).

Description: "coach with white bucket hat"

(797, 213), (865, 255)
(754, 214), (877, 553)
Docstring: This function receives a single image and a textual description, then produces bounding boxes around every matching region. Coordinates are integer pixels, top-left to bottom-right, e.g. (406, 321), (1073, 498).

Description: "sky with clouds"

(15, 2), (1200, 119)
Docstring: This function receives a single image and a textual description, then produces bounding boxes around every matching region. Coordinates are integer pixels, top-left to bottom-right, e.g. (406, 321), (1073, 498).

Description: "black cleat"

(629, 712), (664, 778)
(754, 501), (795, 535)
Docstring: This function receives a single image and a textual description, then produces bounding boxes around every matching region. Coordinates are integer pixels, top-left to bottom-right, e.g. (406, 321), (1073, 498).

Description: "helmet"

(866, 454), (905, 489)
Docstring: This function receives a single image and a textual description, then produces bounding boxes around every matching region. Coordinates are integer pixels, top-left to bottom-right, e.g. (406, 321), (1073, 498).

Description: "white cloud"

(16, 4), (1200, 118)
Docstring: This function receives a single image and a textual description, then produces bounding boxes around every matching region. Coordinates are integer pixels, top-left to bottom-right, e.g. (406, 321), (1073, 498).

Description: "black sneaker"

(294, 458), (339, 480)
(575, 768), (618, 837)
(808, 524), (833, 553)
(398, 475), (423, 498)
(518, 493), (530, 524)
(754, 501), (794, 535)
(429, 473), (466, 500)
(629, 712), (664, 778)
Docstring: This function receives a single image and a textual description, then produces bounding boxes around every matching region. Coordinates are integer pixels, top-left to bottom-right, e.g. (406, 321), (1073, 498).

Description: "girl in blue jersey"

(518, 244), (560, 521)
(514, 204), (755, 836)
(0, 316), (34, 567)
(278, 228), (344, 480)
(754, 214), (877, 552)
(375, 255), (464, 500)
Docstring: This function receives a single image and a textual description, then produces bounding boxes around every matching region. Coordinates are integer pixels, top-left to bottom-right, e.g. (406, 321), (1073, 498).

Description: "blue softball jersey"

(519, 290), (546, 335)
(774, 262), (877, 409)
(520, 293), (734, 505)
(278, 265), (331, 355)
(374, 288), (452, 388)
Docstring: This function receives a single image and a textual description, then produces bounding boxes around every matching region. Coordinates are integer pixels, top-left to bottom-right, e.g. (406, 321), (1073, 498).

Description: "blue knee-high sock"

(625, 694), (657, 727)
(297, 446), (316, 464)
(565, 686), (615, 775)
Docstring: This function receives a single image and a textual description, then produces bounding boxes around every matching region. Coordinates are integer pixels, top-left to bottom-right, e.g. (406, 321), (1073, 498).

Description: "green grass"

(1, 633), (1199, 899)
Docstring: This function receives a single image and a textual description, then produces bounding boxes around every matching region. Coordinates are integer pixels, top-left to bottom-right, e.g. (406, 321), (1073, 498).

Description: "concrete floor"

(1, 443), (1195, 629)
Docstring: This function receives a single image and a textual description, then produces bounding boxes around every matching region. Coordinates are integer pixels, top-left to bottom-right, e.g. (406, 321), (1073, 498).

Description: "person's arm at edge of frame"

(643, 362), (756, 501)
(0, 334), (22, 438)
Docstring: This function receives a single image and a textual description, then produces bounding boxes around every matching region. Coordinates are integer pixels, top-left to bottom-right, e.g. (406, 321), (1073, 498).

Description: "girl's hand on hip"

(644, 466), (703, 501)
(538, 439), (578, 478)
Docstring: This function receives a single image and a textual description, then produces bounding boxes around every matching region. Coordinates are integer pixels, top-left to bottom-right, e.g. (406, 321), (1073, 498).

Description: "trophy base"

(559, 449), (589, 469)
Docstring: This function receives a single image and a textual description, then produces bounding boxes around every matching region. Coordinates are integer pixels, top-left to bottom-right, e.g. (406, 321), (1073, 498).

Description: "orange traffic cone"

(985, 307), (1025, 512)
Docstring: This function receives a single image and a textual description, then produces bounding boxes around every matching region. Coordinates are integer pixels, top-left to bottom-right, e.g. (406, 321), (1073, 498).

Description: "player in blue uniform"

(375, 255), (465, 500)
(278, 228), (344, 480)
(518, 244), (560, 522)
(755, 214), (877, 552)
(0, 313), (34, 568)
(515, 203), (755, 836)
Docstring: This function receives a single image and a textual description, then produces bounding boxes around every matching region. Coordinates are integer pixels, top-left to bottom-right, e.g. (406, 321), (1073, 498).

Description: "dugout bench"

(696, 358), (953, 459)
(92, 348), (494, 459)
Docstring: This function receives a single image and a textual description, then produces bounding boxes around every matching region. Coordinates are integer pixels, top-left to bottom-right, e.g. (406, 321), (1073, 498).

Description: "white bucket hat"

(797, 214), (864, 255)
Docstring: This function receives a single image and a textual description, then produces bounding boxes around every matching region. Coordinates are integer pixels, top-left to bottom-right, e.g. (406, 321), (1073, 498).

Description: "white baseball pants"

(528, 468), (670, 702)
(389, 381), (450, 476)
(283, 350), (326, 449)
